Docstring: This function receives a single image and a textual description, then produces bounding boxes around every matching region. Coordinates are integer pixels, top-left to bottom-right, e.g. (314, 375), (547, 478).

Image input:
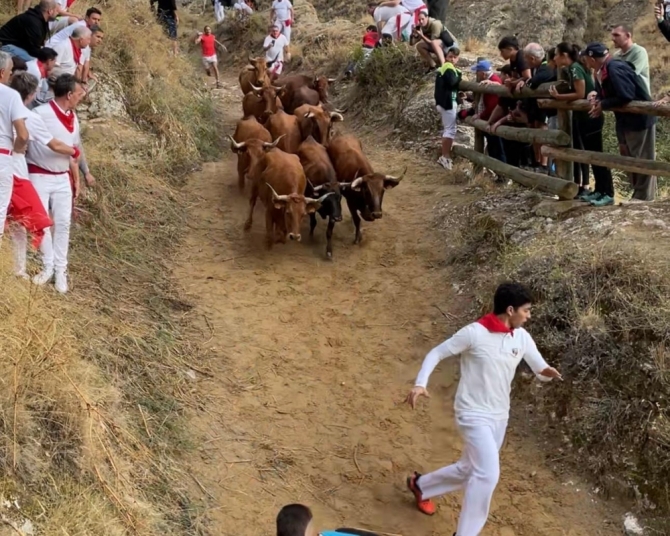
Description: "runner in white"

(233, 0), (253, 15)
(0, 51), (29, 243)
(214, 0), (225, 23)
(51, 26), (91, 77)
(368, 3), (413, 42)
(271, 0), (293, 44)
(9, 71), (79, 278)
(27, 74), (85, 293)
(405, 282), (562, 536)
(263, 24), (290, 79)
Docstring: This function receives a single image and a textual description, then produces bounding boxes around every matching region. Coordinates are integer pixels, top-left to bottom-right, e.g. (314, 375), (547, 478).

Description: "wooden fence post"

(555, 69), (573, 184)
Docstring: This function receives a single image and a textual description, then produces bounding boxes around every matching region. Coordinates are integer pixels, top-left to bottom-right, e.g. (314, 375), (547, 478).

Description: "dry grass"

(0, 0), (220, 532)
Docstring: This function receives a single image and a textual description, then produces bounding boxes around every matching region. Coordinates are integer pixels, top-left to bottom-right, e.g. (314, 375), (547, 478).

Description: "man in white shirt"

(51, 25), (91, 77)
(263, 24), (290, 79)
(25, 47), (58, 108)
(405, 282), (562, 535)
(0, 51), (29, 243)
(27, 73), (85, 293)
(233, 0), (253, 15)
(367, 2), (413, 42)
(378, 0), (428, 30)
(9, 71), (80, 277)
(271, 0), (293, 44)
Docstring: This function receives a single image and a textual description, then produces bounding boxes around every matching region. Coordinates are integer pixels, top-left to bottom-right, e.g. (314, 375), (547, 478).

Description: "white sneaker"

(32, 268), (54, 286)
(15, 271), (29, 280)
(55, 271), (68, 294)
(437, 156), (453, 170)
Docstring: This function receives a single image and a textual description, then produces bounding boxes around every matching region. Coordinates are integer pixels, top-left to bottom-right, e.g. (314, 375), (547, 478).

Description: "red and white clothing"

(0, 84), (29, 241)
(414, 315), (552, 536)
(264, 33), (288, 76)
(373, 6), (413, 41)
(233, 0), (253, 14)
(199, 34), (217, 66)
(26, 101), (80, 275)
(271, 0), (293, 43)
(52, 37), (86, 76)
(26, 59), (52, 107)
(47, 20), (92, 68)
(401, 0), (428, 26)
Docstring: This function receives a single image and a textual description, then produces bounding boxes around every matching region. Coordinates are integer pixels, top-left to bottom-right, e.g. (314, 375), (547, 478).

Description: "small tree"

(427, 0), (449, 22)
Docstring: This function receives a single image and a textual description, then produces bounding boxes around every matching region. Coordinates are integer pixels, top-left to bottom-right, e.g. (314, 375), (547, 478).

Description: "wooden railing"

(456, 79), (670, 200)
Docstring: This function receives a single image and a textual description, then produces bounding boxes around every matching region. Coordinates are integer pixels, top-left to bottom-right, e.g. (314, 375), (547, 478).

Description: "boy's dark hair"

(493, 282), (533, 315)
(366, 25), (377, 32)
(85, 6), (102, 17)
(53, 73), (79, 98)
(11, 56), (27, 73)
(499, 64), (513, 75)
(277, 504), (313, 536)
(447, 46), (461, 56)
(36, 47), (58, 62)
(10, 71), (39, 100)
(90, 24), (104, 34)
(498, 35), (519, 50)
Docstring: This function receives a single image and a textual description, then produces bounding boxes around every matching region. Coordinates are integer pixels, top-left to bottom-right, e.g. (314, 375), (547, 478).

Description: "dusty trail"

(174, 75), (619, 536)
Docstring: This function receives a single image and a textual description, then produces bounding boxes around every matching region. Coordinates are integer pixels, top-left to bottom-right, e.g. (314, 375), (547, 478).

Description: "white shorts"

(202, 54), (218, 66)
(437, 105), (457, 139)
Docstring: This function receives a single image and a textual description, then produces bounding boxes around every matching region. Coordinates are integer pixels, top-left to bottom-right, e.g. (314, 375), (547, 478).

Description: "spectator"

(498, 35), (531, 88)
(151, 0), (179, 56)
(367, 2), (413, 43)
(344, 25), (379, 78)
(23, 47), (57, 106)
(27, 74), (86, 293)
(469, 60), (505, 164)
(551, 42), (613, 201)
(582, 42), (656, 203)
(9, 71), (79, 278)
(655, 1), (670, 42)
(263, 24), (290, 80)
(276, 504), (380, 536)
(234, 0), (253, 15)
(611, 24), (650, 96)
(434, 47), (461, 170)
(50, 0), (81, 33)
(214, 0), (225, 23)
(51, 26), (92, 77)
(80, 25), (104, 86)
(0, 51), (30, 243)
(412, 11), (457, 71)
(271, 0), (293, 44)
(195, 26), (224, 88)
(0, 0), (60, 62)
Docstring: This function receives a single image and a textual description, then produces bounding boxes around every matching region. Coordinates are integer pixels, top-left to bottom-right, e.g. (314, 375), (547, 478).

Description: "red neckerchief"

(478, 313), (514, 336)
(70, 38), (82, 66)
(36, 60), (47, 78)
(49, 100), (75, 133)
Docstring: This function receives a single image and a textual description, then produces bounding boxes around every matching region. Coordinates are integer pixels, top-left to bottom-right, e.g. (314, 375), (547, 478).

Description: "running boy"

(434, 46), (461, 170)
(405, 282), (562, 536)
(195, 26), (225, 88)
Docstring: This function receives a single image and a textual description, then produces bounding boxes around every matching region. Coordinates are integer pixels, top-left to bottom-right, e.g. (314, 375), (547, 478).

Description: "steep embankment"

(0, 1), (220, 533)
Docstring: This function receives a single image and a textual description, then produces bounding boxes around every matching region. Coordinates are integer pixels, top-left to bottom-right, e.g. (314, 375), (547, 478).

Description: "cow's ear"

(384, 177), (401, 190)
(273, 200), (286, 209)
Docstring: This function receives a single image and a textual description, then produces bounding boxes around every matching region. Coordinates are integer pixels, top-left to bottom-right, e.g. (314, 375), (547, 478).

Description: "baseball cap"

(470, 60), (492, 72)
(581, 42), (608, 58)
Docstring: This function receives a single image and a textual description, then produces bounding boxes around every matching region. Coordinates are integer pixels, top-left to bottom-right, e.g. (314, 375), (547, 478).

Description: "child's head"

(204, 25), (212, 34)
(366, 25), (377, 33)
(499, 63), (513, 82)
(277, 504), (316, 536)
(446, 47), (461, 64)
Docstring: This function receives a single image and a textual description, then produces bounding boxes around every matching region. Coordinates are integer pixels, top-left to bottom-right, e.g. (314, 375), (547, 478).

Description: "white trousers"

(30, 172), (72, 272)
(0, 154), (13, 242)
(214, 0), (225, 23)
(380, 13), (413, 41)
(419, 415), (507, 536)
(234, 2), (253, 14)
(11, 224), (27, 274)
(278, 20), (291, 43)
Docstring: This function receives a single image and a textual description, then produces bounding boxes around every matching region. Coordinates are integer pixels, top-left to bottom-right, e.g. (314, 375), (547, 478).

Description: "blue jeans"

(0, 45), (34, 62)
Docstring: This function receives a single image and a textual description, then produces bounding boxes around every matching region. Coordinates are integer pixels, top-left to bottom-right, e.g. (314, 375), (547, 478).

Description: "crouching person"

(26, 73), (85, 293)
(276, 504), (381, 536)
(434, 47), (461, 170)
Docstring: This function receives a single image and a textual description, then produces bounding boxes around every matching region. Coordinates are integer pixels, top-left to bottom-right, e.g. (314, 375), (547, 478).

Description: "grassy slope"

(0, 1), (220, 533)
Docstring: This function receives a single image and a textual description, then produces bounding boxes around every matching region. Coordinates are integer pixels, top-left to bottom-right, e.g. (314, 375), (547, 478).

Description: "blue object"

(470, 59), (492, 72)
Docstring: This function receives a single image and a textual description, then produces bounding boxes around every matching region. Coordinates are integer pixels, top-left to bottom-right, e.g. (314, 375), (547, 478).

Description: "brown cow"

(277, 74), (335, 111)
(231, 116), (272, 191)
(239, 56), (271, 95)
(265, 109), (302, 154)
(241, 83), (284, 121)
(229, 136), (333, 248)
(293, 104), (344, 146)
(327, 134), (404, 244)
(297, 136), (343, 259)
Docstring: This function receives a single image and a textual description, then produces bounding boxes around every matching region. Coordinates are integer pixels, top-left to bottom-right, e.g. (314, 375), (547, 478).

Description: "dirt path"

(174, 75), (620, 536)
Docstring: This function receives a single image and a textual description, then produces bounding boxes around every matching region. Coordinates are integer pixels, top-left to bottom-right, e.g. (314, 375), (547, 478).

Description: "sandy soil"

(173, 75), (621, 536)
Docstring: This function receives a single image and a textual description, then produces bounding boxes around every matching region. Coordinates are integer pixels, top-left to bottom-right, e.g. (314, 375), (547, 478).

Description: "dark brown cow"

(327, 135), (404, 244)
(241, 83), (284, 121)
(297, 136), (343, 259)
(293, 104), (344, 146)
(277, 74), (335, 111)
(265, 109), (302, 154)
(229, 136), (333, 248)
(231, 116), (272, 191)
(239, 56), (271, 95)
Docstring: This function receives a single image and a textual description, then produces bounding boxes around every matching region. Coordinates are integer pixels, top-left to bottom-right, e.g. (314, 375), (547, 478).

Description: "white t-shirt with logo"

(264, 34), (289, 63)
(0, 85), (29, 152)
(272, 0), (292, 21)
(47, 21), (92, 64)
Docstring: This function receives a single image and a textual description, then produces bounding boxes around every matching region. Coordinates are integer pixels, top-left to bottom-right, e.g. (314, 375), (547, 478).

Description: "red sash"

(49, 100), (76, 132)
(395, 14), (402, 40)
(7, 177), (54, 248)
(70, 38), (82, 67)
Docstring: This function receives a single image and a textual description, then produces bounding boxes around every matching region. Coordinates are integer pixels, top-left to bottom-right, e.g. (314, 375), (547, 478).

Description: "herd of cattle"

(230, 56), (405, 259)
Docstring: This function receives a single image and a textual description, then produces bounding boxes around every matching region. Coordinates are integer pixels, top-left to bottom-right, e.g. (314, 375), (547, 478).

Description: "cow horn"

(263, 134), (284, 148)
(330, 112), (344, 122)
(250, 83), (262, 92)
(248, 55), (255, 64)
(385, 166), (407, 182)
(351, 177), (364, 189)
(304, 111), (316, 119)
(327, 77), (336, 83)
(267, 183), (290, 202)
(309, 191), (335, 204)
(273, 84), (284, 91)
(228, 136), (246, 150)
(312, 184), (327, 192)
(338, 182), (352, 188)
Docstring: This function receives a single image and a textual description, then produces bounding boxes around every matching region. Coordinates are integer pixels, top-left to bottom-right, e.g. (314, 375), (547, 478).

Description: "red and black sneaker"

(406, 472), (436, 516)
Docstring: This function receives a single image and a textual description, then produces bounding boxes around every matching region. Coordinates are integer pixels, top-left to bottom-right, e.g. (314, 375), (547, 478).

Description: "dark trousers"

(502, 138), (532, 168)
(485, 133), (506, 163)
(573, 115), (613, 197)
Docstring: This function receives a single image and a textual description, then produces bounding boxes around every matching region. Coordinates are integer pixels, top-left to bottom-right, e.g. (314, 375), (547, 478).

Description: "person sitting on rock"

(276, 504), (381, 536)
(434, 46), (461, 170)
(412, 11), (457, 72)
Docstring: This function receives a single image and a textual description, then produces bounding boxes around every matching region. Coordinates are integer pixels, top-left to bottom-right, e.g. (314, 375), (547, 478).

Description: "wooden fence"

(456, 79), (670, 201)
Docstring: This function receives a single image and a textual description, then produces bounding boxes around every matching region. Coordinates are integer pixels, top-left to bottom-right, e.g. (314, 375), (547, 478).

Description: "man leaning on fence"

(582, 42), (656, 203)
